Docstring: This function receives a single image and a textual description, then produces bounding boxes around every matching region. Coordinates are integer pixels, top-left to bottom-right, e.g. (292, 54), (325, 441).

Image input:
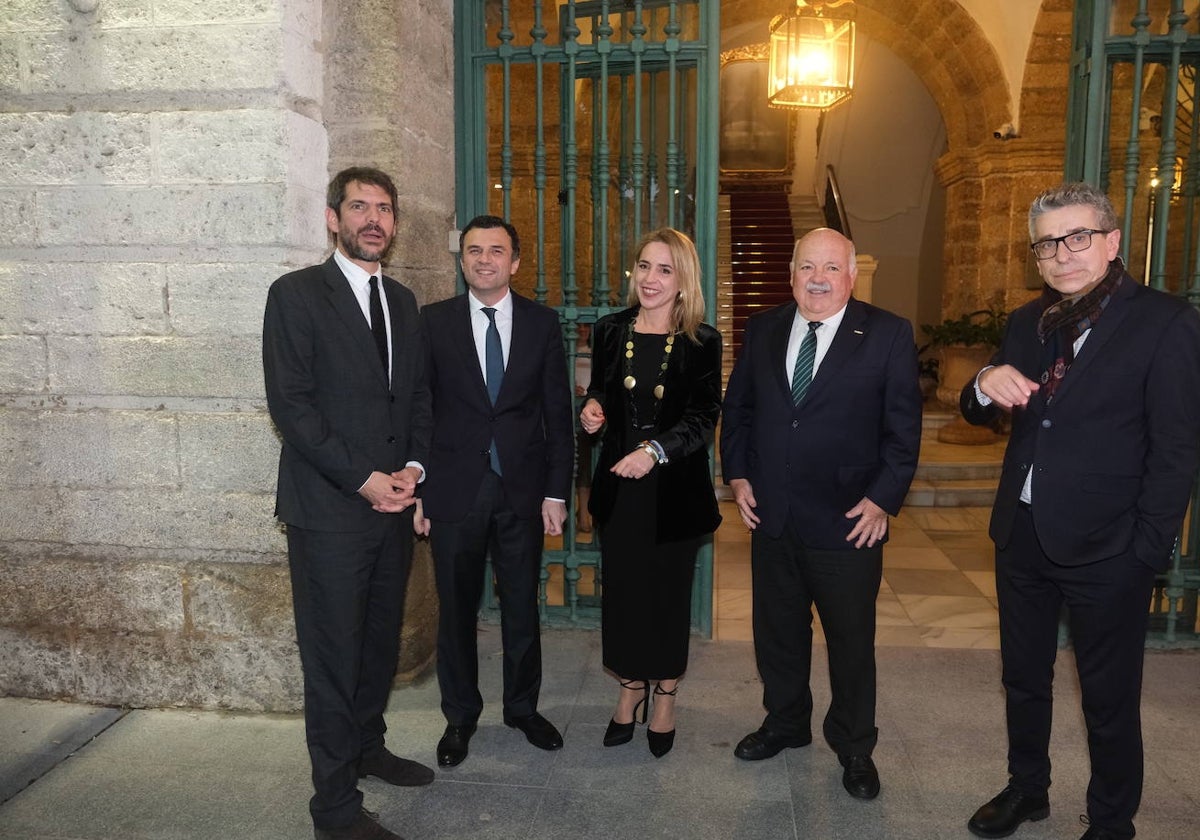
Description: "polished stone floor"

(713, 437), (1007, 649)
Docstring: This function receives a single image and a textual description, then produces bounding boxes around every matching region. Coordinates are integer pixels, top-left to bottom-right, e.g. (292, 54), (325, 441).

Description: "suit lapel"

(322, 258), (388, 386)
(767, 304), (796, 400)
(1045, 276), (1135, 405)
(805, 298), (868, 402)
(450, 295), (490, 401)
(381, 277), (408, 392)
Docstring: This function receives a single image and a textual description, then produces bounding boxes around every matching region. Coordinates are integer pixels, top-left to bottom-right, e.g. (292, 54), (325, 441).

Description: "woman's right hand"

(580, 398), (606, 434)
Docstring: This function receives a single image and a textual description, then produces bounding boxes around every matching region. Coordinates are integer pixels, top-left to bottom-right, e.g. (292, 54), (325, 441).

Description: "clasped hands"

(359, 466), (420, 514)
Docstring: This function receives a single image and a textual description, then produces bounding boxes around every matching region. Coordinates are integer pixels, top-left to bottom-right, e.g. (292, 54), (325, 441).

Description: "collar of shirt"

(333, 248), (382, 323)
(468, 288), (513, 372)
(786, 302), (848, 383)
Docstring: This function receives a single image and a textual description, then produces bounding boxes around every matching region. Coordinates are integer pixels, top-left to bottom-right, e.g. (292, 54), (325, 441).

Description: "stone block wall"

(0, 0), (455, 711)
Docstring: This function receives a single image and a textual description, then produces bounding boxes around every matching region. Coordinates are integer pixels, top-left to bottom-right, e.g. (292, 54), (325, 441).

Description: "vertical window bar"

(593, 3), (613, 316)
(499, 1), (515, 222)
(1150, 0), (1188, 291)
(615, 73), (633, 305)
(664, 1), (682, 229)
(630, 2), (647, 263)
(562, 3), (581, 310)
(532, 2), (551, 306)
(646, 73), (658, 237)
(1119, 1), (1151, 267)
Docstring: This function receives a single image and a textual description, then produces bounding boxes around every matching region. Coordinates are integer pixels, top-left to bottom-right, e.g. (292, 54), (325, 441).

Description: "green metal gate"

(1067, 0), (1200, 645)
(452, 1), (721, 634)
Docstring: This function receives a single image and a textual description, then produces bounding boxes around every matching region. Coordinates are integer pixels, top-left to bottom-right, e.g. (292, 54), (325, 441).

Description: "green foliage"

(920, 308), (1008, 349)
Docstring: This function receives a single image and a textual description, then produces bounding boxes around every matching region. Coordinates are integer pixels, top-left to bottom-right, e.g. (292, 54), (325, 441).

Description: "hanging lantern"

(767, 0), (856, 111)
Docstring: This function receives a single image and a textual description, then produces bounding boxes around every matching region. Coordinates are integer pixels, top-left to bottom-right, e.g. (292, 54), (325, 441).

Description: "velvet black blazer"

(585, 306), (723, 542)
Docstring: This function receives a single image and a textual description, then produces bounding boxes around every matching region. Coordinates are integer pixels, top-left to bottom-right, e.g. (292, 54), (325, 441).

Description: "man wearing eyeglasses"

(960, 182), (1200, 840)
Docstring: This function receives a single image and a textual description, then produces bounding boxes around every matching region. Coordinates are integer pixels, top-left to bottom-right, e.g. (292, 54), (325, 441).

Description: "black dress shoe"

(503, 712), (563, 751)
(733, 727), (812, 761)
(359, 747), (435, 786)
(839, 754), (880, 800)
(314, 808), (403, 840)
(1078, 815), (1125, 839)
(968, 786), (1050, 838)
(436, 723), (476, 768)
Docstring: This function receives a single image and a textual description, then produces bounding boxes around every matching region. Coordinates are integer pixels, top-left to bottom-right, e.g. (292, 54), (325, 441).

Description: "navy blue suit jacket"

(961, 274), (1200, 571)
(720, 297), (923, 546)
(419, 291), (574, 521)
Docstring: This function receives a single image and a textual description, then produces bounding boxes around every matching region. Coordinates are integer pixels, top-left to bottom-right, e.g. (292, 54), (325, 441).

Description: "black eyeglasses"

(1030, 229), (1111, 260)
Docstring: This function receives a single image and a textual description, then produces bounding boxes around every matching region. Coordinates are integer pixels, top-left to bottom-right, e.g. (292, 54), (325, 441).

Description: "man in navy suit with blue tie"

(415, 215), (574, 768)
(721, 228), (922, 801)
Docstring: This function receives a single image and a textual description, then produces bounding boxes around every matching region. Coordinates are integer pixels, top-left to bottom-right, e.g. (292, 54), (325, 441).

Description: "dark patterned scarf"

(1034, 258), (1125, 401)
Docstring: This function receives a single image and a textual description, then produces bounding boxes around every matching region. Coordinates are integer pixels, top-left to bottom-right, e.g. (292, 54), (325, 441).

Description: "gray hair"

(1028, 182), (1119, 240)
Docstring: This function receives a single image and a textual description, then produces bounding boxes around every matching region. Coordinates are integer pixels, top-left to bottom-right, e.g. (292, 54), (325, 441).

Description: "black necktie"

(483, 307), (503, 474)
(368, 277), (388, 376)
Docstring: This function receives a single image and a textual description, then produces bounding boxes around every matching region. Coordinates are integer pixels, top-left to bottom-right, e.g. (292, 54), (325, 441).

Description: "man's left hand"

(845, 497), (888, 548)
(542, 499), (567, 536)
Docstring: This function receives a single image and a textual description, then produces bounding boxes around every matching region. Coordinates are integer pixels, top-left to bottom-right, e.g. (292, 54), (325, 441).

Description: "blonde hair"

(625, 228), (706, 342)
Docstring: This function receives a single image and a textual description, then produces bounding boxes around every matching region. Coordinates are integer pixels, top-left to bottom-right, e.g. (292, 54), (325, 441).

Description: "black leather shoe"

(1078, 815), (1125, 839)
(436, 723), (476, 768)
(839, 754), (880, 800)
(504, 712), (563, 751)
(314, 808), (403, 840)
(733, 727), (812, 761)
(968, 786), (1050, 838)
(359, 748), (435, 786)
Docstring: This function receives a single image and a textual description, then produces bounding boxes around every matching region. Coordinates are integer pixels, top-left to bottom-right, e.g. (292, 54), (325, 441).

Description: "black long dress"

(599, 332), (702, 681)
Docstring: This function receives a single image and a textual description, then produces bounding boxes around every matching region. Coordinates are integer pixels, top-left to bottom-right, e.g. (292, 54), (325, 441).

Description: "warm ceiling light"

(767, 0), (856, 111)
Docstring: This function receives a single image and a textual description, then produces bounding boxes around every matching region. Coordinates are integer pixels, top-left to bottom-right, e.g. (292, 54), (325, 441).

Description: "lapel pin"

(853, 329), (864, 335)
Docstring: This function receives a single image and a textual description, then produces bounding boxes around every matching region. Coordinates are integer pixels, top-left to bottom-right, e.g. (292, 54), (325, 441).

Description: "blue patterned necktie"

(483, 307), (503, 473)
(791, 321), (821, 405)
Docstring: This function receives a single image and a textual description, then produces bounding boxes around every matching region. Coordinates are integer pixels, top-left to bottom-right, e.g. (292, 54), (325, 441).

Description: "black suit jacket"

(961, 274), (1200, 571)
(585, 307), (723, 543)
(419, 291), (574, 520)
(263, 256), (431, 531)
(720, 297), (923, 545)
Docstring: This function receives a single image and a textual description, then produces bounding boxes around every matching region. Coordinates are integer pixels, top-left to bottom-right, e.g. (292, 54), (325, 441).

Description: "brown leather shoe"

(314, 808), (403, 840)
(358, 748), (434, 787)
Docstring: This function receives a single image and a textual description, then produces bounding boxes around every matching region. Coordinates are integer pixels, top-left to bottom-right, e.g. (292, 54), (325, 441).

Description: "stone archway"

(721, 1), (1069, 317)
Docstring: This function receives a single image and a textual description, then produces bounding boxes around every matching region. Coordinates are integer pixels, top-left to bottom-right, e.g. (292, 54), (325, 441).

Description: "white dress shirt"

(334, 248), (392, 383)
(785, 303), (848, 385)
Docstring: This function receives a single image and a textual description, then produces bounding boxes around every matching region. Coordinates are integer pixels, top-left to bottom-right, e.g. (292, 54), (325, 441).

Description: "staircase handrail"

(822, 165), (852, 240)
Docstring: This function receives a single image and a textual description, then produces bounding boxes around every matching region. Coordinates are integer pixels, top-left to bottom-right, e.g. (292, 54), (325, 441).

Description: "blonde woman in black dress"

(579, 228), (722, 757)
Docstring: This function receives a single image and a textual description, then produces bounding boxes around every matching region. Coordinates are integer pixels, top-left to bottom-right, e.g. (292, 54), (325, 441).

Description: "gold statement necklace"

(623, 316), (674, 430)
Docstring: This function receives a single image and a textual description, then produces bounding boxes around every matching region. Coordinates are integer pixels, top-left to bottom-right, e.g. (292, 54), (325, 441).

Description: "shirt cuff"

(973, 366), (995, 407)
(405, 461), (426, 483)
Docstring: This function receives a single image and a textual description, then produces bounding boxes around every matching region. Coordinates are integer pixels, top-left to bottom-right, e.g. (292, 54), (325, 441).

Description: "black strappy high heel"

(604, 679), (649, 747)
(647, 682), (677, 757)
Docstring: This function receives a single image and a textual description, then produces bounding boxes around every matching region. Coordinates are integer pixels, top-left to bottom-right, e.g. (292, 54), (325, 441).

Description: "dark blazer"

(419, 291), (574, 520)
(961, 274), (1200, 571)
(263, 256), (431, 531)
(721, 297), (923, 546)
(586, 307), (723, 543)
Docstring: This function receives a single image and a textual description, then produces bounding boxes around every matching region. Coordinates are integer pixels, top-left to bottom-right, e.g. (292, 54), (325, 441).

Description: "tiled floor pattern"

(713, 437), (1004, 649)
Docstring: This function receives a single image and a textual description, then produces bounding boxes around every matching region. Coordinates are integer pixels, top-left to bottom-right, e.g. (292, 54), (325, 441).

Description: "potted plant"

(920, 308), (1007, 407)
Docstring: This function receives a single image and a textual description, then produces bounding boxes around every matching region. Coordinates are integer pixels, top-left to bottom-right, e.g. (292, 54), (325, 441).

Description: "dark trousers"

(997, 506), (1155, 839)
(750, 523), (882, 756)
(287, 515), (413, 830)
(431, 470), (544, 725)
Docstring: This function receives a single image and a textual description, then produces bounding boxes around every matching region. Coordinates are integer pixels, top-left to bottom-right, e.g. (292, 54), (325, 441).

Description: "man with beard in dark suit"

(264, 167), (433, 840)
